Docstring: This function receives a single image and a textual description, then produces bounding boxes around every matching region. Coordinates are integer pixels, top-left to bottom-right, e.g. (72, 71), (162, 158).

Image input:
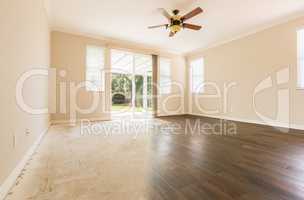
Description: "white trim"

(51, 117), (111, 125)
(187, 112), (304, 131)
(0, 124), (50, 200)
(157, 112), (185, 117)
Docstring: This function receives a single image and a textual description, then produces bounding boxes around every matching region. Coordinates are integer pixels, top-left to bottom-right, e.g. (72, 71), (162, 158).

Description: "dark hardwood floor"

(147, 116), (304, 200)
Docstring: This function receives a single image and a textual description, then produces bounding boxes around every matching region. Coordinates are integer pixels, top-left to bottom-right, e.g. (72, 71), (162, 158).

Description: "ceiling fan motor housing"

(172, 9), (180, 15)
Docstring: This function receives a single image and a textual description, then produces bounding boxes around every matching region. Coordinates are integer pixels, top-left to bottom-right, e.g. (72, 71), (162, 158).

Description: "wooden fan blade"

(182, 7), (203, 21)
(158, 8), (171, 20)
(148, 24), (168, 29)
(183, 23), (202, 30)
(169, 31), (175, 37)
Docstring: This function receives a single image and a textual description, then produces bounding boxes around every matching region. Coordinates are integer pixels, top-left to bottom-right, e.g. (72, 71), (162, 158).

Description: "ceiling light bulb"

(170, 25), (181, 33)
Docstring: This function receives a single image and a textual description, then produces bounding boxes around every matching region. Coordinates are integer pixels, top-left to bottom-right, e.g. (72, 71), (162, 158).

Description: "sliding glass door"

(111, 49), (153, 115)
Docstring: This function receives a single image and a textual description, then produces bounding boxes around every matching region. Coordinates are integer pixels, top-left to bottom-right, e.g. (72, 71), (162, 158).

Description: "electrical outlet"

(25, 129), (30, 136)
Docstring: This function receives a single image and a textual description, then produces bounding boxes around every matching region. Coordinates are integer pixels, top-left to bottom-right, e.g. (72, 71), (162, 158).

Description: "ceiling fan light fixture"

(170, 25), (182, 33)
(148, 7), (204, 37)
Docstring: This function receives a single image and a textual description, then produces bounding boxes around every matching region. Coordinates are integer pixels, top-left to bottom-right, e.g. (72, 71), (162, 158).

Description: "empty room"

(2, 0), (304, 199)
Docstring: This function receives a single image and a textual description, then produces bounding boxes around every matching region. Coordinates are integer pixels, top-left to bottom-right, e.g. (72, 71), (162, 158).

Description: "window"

(111, 49), (133, 74)
(297, 29), (304, 88)
(190, 58), (205, 93)
(159, 58), (172, 94)
(86, 45), (105, 91)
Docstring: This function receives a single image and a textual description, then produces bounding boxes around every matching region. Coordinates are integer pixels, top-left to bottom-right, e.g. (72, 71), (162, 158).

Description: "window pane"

(160, 76), (170, 85)
(190, 58), (204, 93)
(86, 46), (104, 69)
(86, 69), (104, 91)
(161, 85), (171, 95)
(192, 77), (204, 93)
(159, 58), (171, 94)
(134, 54), (152, 75)
(298, 29), (304, 88)
(86, 46), (104, 91)
(111, 49), (133, 74)
(160, 58), (171, 76)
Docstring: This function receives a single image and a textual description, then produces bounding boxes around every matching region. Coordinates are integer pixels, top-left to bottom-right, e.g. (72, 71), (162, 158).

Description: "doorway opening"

(111, 49), (153, 118)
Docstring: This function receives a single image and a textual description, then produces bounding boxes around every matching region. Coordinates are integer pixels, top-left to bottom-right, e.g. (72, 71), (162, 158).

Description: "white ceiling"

(46, 0), (304, 54)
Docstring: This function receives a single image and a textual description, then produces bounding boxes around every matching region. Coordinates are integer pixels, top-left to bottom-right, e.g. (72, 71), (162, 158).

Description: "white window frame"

(86, 45), (105, 92)
(297, 29), (304, 89)
(190, 58), (205, 94)
(159, 57), (172, 95)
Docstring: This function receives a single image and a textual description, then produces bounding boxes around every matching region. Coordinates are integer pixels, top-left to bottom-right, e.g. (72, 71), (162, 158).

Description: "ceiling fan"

(148, 7), (204, 37)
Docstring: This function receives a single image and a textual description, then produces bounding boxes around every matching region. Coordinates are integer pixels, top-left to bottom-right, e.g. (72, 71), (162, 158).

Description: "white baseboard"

(157, 112), (186, 117)
(187, 112), (304, 131)
(51, 117), (111, 125)
(0, 124), (50, 200)
(51, 114), (189, 124)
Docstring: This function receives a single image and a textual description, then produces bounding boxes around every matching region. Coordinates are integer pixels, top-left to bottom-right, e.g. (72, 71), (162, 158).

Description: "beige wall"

(50, 32), (111, 122)
(0, 0), (50, 185)
(186, 17), (304, 127)
(50, 31), (186, 122)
